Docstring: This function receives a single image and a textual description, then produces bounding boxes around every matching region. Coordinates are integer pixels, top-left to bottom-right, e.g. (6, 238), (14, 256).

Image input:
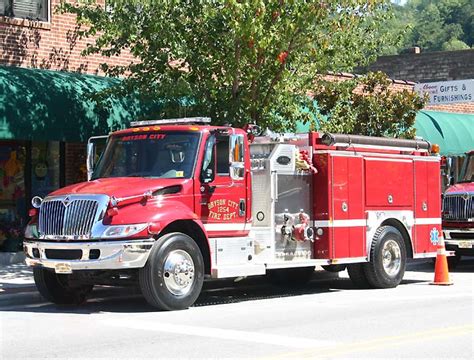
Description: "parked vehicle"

(24, 118), (442, 310)
(442, 150), (474, 266)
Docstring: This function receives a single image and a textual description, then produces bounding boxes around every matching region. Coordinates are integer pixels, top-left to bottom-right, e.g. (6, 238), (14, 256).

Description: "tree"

(309, 72), (426, 138)
(60, 0), (395, 131)
(384, 0), (473, 54)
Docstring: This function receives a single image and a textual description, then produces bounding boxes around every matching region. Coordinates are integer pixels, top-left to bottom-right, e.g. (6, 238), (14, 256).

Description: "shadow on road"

(0, 274), (350, 314)
(407, 257), (474, 273)
(2, 259), (459, 314)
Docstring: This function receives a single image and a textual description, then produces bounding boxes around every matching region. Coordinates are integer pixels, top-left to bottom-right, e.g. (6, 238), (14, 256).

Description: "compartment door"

(331, 156), (365, 259)
(414, 160), (441, 254)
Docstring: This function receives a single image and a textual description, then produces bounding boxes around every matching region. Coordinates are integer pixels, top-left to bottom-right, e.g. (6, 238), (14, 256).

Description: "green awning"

(415, 110), (474, 156)
(0, 66), (161, 142)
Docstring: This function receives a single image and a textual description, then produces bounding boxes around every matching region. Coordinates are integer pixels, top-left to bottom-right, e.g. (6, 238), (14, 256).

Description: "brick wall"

(364, 49), (474, 83)
(425, 103), (474, 114)
(0, 0), (133, 74)
(323, 72), (415, 93)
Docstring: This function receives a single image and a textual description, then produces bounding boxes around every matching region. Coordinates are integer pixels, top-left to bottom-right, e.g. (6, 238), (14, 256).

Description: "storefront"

(415, 110), (474, 187)
(0, 66), (160, 252)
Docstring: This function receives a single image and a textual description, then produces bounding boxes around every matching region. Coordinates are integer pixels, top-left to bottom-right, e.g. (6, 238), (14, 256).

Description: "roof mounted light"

(131, 117), (211, 127)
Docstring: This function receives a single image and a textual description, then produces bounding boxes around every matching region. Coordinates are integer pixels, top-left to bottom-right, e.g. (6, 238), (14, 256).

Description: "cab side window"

(216, 136), (230, 175)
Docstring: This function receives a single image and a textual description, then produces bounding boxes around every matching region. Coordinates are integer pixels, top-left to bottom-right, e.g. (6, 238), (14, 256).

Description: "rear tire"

(33, 268), (93, 305)
(267, 266), (315, 287)
(364, 226), (407, 288)
(347, 263), (371, 288)
(139, 232), (204, 310)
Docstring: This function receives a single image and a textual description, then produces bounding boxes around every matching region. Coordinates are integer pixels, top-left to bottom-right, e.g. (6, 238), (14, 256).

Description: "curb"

(0, 287), (42, 306)
(0, 285), (37, 296)
(0, 252), (26, 266)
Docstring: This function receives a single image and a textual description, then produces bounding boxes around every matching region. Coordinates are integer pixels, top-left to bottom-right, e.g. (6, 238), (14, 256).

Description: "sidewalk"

(0, 262), (36, 296)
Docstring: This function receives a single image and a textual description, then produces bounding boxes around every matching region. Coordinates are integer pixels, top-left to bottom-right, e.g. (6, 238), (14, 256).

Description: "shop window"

(0, 0), (49, 22)
(31, 141), (60, 198)
(0, 141), (26, 252)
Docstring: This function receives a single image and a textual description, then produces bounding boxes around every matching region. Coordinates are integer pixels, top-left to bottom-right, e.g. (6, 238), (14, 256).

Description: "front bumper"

(23, 239), (155, 274)
(443, 228), (474, 254)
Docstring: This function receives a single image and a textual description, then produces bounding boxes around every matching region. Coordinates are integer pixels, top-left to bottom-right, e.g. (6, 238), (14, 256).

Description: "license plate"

(458, 241), (473, 249)
(54, 263), (72, 274)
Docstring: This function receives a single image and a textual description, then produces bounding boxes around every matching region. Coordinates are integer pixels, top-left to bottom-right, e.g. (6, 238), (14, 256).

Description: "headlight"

(24, 224), (38, 239)
(101, 224), (148, 239)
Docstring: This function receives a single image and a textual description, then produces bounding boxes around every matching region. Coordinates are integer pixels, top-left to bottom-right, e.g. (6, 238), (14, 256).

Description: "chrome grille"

(443, 194), (474, 221)
(39, 199), (99, 236)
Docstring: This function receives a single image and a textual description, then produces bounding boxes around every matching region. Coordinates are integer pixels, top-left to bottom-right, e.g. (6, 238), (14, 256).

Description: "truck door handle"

(239, 199), (246, 217)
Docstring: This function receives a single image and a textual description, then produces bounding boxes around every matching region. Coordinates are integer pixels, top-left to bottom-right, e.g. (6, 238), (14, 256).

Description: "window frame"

(0, 0), (50, 23)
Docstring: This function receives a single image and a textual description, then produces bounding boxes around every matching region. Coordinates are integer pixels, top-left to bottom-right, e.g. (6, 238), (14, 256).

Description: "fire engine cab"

(442, 150), (474, 263)
(24, 118), (442, 310)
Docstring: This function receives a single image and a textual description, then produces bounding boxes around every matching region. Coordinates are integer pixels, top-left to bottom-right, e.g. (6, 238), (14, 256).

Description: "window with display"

(0, 141), (26, 252)
(30, 141), (60, 198)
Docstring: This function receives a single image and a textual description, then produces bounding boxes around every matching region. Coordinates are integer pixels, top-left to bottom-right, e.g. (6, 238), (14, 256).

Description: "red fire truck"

(24, 118), (442, 310)
(442, 150), (474, 263)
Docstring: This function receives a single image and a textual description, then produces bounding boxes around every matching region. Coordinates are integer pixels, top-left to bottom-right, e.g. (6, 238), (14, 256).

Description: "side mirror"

(229, 134), (245, 181)
(201, 168), (214, 184)
(201, 135), (216, 184)
(445, 157), (454, 186)
(87, 135), (108, 181)
(230, 163), (245, 180)
(86, 142), (95, 181)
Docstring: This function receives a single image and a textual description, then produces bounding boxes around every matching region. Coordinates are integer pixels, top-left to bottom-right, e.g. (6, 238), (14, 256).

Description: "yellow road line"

(265, 324), (474, 359)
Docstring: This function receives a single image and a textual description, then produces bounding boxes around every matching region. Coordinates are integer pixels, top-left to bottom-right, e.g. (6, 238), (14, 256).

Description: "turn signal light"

(148, 222), (162, 234)
(28, 208), (38, 217)
(431, 143), (440, 154)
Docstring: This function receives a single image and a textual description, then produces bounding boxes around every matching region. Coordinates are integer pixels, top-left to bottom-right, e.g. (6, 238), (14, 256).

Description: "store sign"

(414, 79), (474, 105)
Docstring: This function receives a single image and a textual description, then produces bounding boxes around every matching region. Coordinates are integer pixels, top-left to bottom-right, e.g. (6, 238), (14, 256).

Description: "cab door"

(194, 131), (249, 237)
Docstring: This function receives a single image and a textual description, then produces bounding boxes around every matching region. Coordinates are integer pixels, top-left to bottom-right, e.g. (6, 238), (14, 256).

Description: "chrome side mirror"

(230, 163), (245, 180)
(86, 142), (95, 181)
(229, 134), (245, 181)
(87, 135), (109, 181)
(446, 157), (454, 186)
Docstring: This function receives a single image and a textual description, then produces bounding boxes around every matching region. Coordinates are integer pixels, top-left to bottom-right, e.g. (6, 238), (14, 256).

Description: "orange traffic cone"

(430, 238), (453, 286)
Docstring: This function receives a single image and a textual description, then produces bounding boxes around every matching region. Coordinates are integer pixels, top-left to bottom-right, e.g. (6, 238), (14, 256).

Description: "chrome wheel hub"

(163, 250), (195, 296)
(382, 239), (401, 276)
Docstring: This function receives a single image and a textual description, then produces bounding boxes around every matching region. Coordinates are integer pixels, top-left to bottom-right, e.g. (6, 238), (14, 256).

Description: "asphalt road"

(0, 259), (473, 359)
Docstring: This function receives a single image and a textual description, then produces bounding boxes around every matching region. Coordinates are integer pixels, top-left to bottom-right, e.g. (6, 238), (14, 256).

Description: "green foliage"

(442, 39), (470, 51)
(59, 0), (394, 131)
(384, 0), (473, 53)
(310, 72), (426, 138)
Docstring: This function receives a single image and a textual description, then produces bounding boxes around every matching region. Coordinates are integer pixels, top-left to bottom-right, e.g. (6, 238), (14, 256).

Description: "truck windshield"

(91, 132), (200, 180)
(458, 153), (474, 183)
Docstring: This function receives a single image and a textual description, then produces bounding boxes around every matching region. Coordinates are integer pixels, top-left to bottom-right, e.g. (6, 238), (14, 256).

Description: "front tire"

(364, 226), (407, 288)
(33, 268), (93, 305)
(347, 263), (371, 288)
(139, 232), (204, 310)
